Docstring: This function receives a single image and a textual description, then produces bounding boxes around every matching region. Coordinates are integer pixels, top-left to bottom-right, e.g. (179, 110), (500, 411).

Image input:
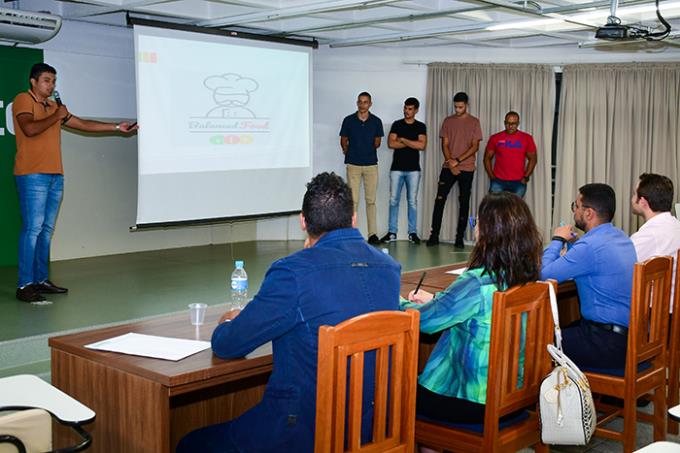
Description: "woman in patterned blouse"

(401, 191), (543, 432)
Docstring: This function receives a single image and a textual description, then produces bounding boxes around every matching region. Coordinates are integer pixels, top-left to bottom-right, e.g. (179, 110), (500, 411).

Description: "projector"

(595, 23), (629, 39)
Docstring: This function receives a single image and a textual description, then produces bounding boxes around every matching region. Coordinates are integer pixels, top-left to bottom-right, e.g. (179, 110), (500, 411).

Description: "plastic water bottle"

(230, 260), (248, 309)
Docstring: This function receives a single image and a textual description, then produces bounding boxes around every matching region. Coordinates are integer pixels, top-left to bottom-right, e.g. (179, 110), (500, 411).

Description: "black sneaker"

(454, 239), (465, 249)
(367, 234), (381, 245)
(408, 233), (421, 244)
(36, 279), (68, 294)
(16, 284), (46, 303)
(380, 233), (397, 243)
(426, 235), (439, 247)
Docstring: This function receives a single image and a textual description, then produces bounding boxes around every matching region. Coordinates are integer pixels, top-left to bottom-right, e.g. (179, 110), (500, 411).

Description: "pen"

(414, 271), (426, 295)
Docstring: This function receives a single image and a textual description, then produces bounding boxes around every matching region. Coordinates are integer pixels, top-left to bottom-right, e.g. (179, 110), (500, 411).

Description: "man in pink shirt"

(426, 92), (483, 249)
(483, 111), (537, 198)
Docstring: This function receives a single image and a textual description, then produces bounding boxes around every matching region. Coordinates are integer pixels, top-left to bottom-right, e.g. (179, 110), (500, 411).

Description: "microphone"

(53, 90), (63, 106)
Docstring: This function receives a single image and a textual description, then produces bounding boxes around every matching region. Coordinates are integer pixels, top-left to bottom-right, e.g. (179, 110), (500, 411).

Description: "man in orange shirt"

(13, 63), (137, 302)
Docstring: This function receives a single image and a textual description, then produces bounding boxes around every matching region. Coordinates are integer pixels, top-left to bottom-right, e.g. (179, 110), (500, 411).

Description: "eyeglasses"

(571, 201), (591, 212)
(504, 121), (519, 126)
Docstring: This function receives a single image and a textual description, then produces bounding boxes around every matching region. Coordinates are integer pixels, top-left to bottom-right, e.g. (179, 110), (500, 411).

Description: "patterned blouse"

(401, 267), (511, 404)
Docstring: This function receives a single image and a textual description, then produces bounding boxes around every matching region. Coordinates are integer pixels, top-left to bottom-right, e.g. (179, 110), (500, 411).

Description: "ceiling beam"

(195, 0), (403, 28)
(328, 0), (652, 47)
(65, 0), (177, 19)
(271, 4), (498, 36)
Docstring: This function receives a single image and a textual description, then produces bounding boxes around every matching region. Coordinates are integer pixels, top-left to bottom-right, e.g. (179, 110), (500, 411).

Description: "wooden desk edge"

(49, 336), (273, 389)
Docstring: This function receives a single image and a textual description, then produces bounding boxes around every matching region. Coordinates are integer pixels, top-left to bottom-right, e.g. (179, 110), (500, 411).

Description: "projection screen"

(133, 25), (313, 227)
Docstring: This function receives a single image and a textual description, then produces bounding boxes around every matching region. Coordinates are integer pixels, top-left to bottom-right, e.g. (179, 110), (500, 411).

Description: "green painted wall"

(0, 46), (43, 265)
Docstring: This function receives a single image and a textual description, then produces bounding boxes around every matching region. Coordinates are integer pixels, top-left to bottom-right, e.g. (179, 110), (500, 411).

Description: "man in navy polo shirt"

(340, 91), (384, 244)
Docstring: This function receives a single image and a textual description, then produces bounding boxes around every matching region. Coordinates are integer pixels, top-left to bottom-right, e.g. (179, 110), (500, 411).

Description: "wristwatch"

(115, 123), (121, 131)
(454, 157), (461, 164)
(522, 175), (530, 182)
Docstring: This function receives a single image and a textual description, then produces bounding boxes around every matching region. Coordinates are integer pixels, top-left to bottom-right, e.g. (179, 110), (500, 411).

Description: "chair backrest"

(672, 249), (680, 333)
(315, 310), (420, 453)
(627, 256), (673, 378)
(0, 408), (51, 453)
(483, 281), (554, 445)
(670, 250), (680, 351)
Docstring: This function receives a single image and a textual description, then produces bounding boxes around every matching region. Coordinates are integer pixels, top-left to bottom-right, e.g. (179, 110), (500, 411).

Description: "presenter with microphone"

(12, 63), (138, 303)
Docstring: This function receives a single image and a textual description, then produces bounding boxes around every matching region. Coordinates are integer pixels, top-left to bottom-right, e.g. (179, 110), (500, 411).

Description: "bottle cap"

(235, 260), (244, 268)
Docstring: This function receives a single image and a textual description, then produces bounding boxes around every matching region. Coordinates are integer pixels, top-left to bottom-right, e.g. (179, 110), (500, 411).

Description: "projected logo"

(188, 73), (270, 145)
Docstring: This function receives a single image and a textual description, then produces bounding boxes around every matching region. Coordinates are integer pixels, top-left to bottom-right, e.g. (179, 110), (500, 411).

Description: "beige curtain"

(554, 63), (680, 235)
(422, 63), (555, 242)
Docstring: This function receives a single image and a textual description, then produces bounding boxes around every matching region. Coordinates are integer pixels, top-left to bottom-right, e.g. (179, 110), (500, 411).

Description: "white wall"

(313, 48), (428, 239)
(12, 19), (680, 259)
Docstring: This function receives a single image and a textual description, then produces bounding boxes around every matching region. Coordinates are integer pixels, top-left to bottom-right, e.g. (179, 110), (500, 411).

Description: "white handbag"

(539, 282), (597, 445)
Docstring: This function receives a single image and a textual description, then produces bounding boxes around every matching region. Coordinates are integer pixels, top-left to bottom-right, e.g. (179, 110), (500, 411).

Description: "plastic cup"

(188, 303), (208, 326)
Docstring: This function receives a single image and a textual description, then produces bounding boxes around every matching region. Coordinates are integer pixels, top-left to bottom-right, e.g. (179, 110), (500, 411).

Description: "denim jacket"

(211, 228), (401, 452)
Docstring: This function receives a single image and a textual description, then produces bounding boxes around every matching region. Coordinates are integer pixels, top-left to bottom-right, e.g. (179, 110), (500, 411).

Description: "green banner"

(0, 46), (43, 266)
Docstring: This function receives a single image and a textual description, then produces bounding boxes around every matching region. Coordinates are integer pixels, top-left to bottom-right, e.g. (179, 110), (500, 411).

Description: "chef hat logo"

(204, 73), (259, 96)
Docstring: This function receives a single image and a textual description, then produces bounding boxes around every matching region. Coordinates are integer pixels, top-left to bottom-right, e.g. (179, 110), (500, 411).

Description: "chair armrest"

(0, 406), (92, 453)
(670, 404), (680, 422)
(0, 434), (27, 453)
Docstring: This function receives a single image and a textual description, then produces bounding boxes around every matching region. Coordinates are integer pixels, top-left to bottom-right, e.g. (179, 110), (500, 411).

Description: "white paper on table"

(85, 332), (211, 361)
(446, 267), (468, 275)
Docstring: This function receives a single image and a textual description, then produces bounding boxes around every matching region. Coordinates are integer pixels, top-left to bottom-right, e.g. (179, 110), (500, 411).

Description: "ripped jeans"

(428, 169), (474, 242)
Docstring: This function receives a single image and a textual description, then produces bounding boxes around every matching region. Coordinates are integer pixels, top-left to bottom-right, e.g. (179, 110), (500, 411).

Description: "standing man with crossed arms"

(340, 91), (384, 245)
(483, 111), (537, 198)
(426, 92), (482, 249)
(380, 97), (427, 244)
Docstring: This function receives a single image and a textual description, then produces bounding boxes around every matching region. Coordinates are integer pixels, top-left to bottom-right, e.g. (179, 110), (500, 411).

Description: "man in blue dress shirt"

(541, 183), (637, 369)
(177, 172), (401, 453)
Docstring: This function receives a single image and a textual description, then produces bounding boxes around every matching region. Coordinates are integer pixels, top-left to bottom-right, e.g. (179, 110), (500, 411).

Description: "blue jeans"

(15, 174), (64, 288)
(489, 178), (527, 198)
(388, 171), (420, 234)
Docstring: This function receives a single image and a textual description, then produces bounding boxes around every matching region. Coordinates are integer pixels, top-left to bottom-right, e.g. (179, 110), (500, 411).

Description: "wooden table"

(49, 263), (580, 452)
(400, 264), (580, 323)
(49, 306), (272, 453)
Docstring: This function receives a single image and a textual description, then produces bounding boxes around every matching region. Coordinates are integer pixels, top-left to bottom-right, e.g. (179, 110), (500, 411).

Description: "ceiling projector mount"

(595, 0), (672, 40)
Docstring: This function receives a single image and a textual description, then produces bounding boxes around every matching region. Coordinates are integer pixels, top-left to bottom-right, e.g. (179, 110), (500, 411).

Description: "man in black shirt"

(380, 97), (427, 244)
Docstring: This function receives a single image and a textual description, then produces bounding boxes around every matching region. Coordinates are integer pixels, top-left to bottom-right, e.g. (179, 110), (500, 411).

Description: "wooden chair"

(584, 256), (673, 453)
(414, 281), (555, 453)
(668, 249), (680, 435)
(315, 310), (420, 453)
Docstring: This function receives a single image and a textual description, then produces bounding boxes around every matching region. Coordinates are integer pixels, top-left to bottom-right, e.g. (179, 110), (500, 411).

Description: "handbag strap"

(541, 280), (562, 351)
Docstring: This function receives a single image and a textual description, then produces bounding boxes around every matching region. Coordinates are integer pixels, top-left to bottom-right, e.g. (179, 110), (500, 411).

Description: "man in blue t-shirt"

(380, 97), (427, 244)
(340, 92), (384, 244)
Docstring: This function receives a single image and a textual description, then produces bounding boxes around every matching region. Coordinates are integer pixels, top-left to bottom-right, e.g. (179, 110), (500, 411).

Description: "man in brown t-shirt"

(12, 63), (137, 303)
(426, 92), (483, 249)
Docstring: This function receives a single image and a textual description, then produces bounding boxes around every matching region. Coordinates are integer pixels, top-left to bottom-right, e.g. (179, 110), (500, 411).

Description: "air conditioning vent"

(0, 7), (62, 44)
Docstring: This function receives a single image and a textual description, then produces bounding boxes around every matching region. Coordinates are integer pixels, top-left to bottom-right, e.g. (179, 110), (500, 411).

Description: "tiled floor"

(519, 404), (680, 452)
